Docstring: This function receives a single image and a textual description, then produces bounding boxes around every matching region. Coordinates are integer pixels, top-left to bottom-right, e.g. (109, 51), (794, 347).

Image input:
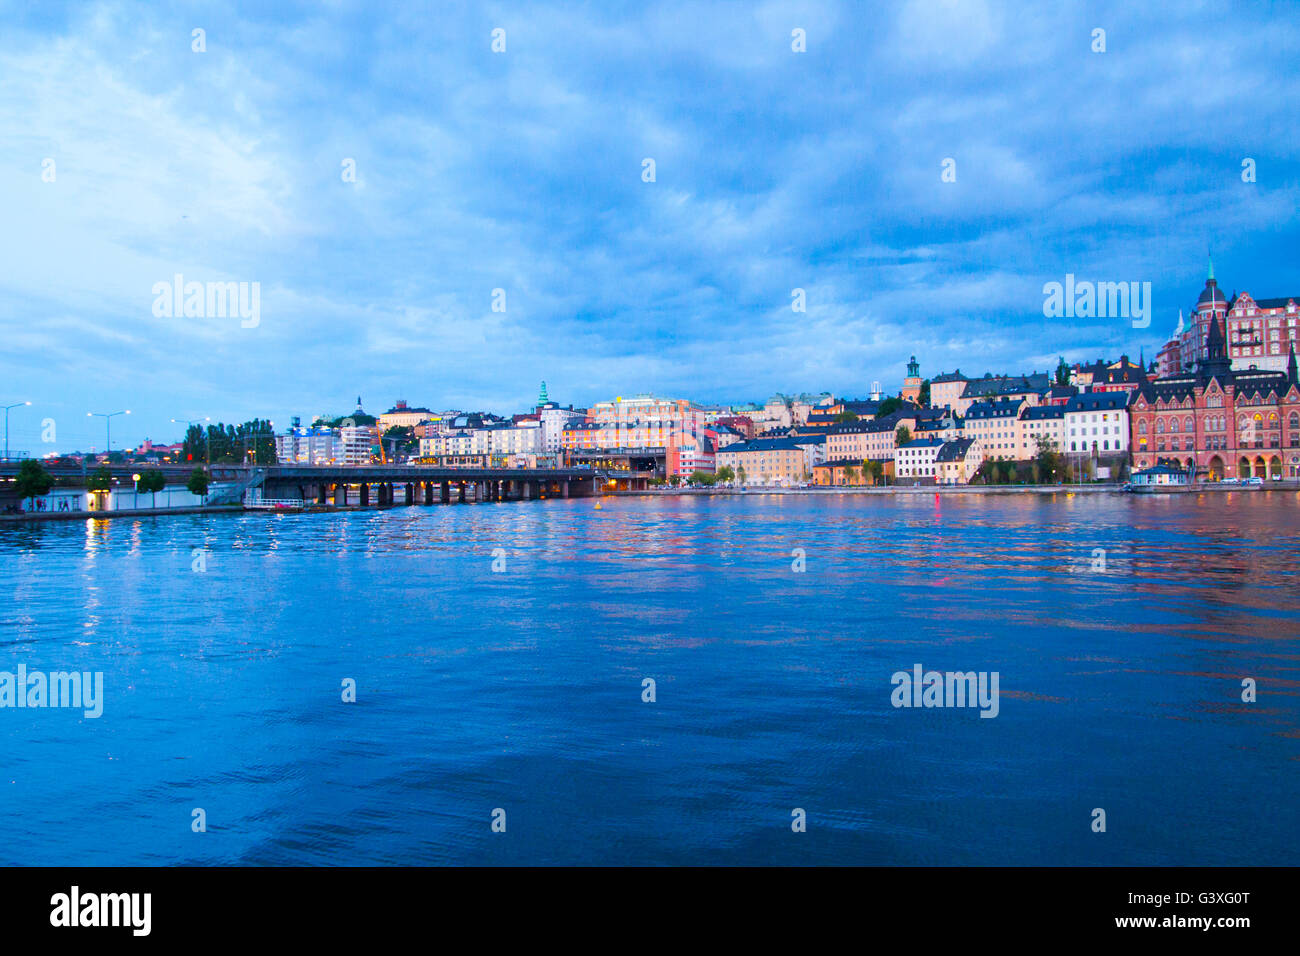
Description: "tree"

(715, 465), (735, 485)
(863, 459), (883, 486)
(834, 411), (859, 423)
(1033, 435), (1063, 485)
(689, 469), (716, 487)
(895, 425), (912, 447)
(1054, 356), (1070, 387)
(843, 465), (859, 485)
(919, 379), (931, 407)
(136, 469), (166, 507)
(187, 467), (210, 498)
(14, 460), (53, 510)
(736, 465), (747, 487)
(877, 396), (902, 417)
(87, 465), (113, 493)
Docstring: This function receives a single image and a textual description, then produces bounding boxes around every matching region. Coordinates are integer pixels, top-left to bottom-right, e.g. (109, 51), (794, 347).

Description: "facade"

(895, 438), (945, 481)
(1158, 264), (1300, 376)
(812, 458), (893, 486)
(901, 356), (923, 404)
(1020, 404), (1066, 454)
(930, 371), (968, 412)
(715, 436), (825, 486)
(378, 400), (433, 434)
(586, 395), (708, 449)
(276, 424), (376, 465)
(952, 373), (1048, 416)
(1064, 391), (1131, 454)
(964, 398), (1027, 459)
(1130, 464), (1190, 487)
(935, 438), (982, 485)
(1130, 317), (1300, 479)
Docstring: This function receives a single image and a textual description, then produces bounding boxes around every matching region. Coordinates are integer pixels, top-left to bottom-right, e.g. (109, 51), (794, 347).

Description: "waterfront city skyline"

(4, 1), (1300, 453)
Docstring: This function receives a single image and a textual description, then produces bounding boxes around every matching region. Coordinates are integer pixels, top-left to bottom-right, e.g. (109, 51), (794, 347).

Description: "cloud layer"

(2, 0), (1299, 451)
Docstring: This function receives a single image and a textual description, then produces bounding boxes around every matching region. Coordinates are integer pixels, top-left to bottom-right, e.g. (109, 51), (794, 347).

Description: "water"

(2, 492), (1298, 865)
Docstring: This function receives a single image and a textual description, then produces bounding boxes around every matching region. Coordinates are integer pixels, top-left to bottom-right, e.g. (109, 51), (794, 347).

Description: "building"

(1130, 317), (1300, 479)
(1130, 463), (1191, 487)
(1020, 404), (1066, 455)
(895, 437), (946, 481)
(951, 372), (1049, 416)
(378, 400), (434, 434)
(276, 423), (376, 465)
(715, 436), (825, 486)
(812, 458), (893, 486)
(930, 371), (968, 412)
(964, 398), (1027, 459)
(901, 356), (923, 404)
(1157, 262), (1300, 376)
(935, 438), (982, 485)
(1064, 391), (1131, 455)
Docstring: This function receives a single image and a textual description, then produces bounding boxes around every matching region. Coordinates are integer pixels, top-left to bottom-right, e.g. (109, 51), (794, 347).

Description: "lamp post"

(3, 401), (31, 461)
(172, 417), (212, 466)
(87, 410), (130, 460)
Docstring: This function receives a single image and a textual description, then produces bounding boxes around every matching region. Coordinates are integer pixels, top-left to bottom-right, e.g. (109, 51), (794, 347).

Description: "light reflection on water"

(0, 492), (1297, 865)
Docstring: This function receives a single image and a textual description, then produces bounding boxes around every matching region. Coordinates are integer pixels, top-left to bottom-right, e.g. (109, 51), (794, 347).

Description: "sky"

(2, 0), (1299, 454)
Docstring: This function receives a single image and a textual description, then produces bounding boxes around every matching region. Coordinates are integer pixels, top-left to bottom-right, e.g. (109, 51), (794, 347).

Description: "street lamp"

(87, 410), (130, 459)
(172, 417), (212, 466)
(3, 401), (31, 461)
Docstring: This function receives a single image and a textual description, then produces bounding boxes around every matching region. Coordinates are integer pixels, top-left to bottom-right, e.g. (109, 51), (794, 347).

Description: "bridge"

(0, 460), (652, 507)
(255, 464), (643, 506)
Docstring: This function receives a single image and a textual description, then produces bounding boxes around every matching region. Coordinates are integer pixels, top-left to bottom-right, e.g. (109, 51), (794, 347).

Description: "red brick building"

(1130, 311), (1300, 479)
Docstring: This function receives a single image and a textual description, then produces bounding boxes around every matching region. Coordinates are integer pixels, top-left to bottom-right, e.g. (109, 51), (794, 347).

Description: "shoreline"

(3, 481), (1293, 524)
(616, 482), (1296, 496)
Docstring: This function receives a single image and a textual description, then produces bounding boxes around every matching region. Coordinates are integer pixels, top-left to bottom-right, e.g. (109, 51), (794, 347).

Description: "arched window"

(1170, 419), (1180, 433)
(1290, 412), (1300, 430)
(1185, 416), (1194, 432)
(1139, 420), (1148, 435)
(1157, 419), (1165, 434)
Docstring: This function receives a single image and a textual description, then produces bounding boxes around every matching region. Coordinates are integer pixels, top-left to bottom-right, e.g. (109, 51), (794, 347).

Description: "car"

(1271, 474), (1283, 481)
(1244, 477), (1264, 486)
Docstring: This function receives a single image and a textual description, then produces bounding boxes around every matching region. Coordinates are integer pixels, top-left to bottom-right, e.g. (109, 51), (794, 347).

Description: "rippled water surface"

(2, 492), (1298, 865)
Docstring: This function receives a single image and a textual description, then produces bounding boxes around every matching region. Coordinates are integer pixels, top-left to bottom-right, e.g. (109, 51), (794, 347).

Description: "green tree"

(136, 468), (166, 507)
(736, 465), (747, 487)
(87, 465), (113, 493)
(15, 460), (53, 510)
(876, 396), (902, 417)
(895, 425), (912, 447)
(1054, 356), (1070, 387)
(863, 459), (884, 485)
(715, 465), (735, 485)
(919, 379), (931, 407)
(834, 411), (859, 423)
(1033, 435), (1063, 484)
(187, 467), (210, 498)
(843, 464), (859, 485)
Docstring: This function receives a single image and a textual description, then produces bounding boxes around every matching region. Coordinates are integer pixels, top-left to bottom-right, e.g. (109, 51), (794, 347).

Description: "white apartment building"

(1064, 392), (1130, 454)
(895, 438), (946, 479)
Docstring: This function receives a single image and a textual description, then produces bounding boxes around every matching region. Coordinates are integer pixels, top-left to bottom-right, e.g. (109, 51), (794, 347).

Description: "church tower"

(901, 356), (923, 404)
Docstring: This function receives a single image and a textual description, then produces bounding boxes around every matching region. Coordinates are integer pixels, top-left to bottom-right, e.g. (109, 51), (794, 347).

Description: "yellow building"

(812, 458), (894, 486)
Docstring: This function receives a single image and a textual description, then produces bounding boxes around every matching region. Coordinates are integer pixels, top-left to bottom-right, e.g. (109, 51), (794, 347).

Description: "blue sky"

(3, 0), (1299, 453)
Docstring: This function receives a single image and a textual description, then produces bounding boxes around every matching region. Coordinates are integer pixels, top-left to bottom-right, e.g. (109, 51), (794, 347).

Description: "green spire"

(1208, 251), (1214, 282)
(538, 381), (548, 405)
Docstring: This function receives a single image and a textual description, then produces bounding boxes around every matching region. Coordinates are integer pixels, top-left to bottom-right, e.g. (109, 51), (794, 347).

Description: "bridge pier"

(360, 484), (370, 506)
(562, 479), (569, 499)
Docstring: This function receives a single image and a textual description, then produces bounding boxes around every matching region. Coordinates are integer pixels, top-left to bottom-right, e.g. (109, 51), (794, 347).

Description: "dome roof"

(1197, 280), (1227, 307)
